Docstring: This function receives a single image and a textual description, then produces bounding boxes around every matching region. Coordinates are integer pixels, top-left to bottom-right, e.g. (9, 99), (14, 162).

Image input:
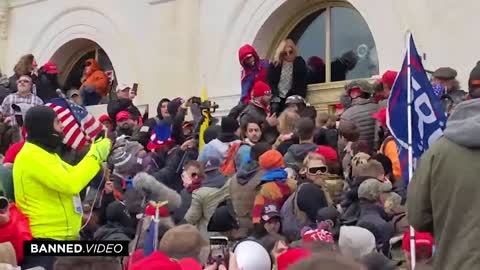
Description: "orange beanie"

(259, 150), (284, 170)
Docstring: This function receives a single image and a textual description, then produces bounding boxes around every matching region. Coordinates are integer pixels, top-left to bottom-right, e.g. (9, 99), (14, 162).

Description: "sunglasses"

(17, 79), (31, 84)
(307, 165), (328, 175)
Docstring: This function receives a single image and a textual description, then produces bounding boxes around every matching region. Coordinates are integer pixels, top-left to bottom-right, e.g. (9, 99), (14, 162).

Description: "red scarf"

(186, 176), (203, 193)
(251, 99), (271, 115)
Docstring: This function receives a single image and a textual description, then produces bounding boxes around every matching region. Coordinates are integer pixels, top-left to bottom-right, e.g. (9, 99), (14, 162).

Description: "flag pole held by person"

(387, 32), (447, 269)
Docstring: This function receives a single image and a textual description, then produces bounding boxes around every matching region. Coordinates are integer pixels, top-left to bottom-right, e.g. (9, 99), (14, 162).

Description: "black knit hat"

(25, 106), (56, 141)
(221, 116), (239, 134)
(468, 61), (480, 91)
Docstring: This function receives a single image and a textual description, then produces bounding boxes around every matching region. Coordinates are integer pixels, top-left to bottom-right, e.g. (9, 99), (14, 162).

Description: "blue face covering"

(125, 176), (134, 190)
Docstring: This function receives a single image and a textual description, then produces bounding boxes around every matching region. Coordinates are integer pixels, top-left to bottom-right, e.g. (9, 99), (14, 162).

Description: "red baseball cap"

(116, 111), (130, 122)
(372, 108), (387, 127)
(41, 62), (59, 74)
(401, 231), (434, 258)
(316, 146), (338, 163)
(99, 114), (112, 123)
(379, 71), (398, 89)
(251, 81), (272, 98)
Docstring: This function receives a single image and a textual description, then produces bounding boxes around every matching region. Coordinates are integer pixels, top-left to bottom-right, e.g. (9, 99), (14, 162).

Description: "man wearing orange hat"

(251, 150), (296, 224)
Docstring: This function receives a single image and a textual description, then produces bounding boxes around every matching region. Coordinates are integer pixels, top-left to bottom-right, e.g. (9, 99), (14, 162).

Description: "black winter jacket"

(267, 57), (307, 98)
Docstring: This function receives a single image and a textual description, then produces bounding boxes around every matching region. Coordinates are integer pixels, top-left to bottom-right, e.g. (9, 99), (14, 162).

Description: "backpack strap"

(293, 183), (308, 224)
(381, 136), (395, 154)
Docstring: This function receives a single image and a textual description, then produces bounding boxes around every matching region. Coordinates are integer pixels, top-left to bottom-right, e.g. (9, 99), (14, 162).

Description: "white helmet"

(234, 240), (272, 270)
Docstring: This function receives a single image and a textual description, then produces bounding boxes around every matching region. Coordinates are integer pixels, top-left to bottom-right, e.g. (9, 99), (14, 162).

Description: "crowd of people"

(0, 38), (479, 270)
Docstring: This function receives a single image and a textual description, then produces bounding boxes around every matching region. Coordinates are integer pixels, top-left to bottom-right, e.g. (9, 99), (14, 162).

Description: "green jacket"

(0, 166), (13, 200)
(13, 142), (101, 240)
(407, 99), (480, 270)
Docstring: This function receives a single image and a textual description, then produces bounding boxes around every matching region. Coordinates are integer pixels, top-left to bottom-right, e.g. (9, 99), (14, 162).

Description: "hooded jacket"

(93, 222), (136, 241)
(341, 98), (378, 147)
(14, 142), (101, 240)
(239, 103), (279, 145)
(407, 98), (480, 270)
(80, 58), (109, 96)
(238, 45), (269, 103)
(0, 203), (32, 263)
(283, 143), (318, 172)
(229, 161), (263, 235)
(197, 137), (241, 162)
(184, 171), (229, 239)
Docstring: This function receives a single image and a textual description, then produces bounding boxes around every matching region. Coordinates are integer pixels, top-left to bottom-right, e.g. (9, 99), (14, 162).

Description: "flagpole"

(406, 31), (417, 269)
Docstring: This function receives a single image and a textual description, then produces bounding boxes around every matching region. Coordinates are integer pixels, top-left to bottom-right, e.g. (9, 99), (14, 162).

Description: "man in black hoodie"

(284, 117), (318, 172)
(93, 201), (136, 241)
(134, 98), (170, 148)
(229, 142), (270, 238)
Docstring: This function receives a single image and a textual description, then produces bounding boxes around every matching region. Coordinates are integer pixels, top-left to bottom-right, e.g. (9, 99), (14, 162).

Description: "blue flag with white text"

(387, 35), (447, 185)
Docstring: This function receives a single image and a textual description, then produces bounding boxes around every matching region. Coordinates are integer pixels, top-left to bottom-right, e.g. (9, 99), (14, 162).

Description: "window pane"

(330, 7), (379, 82)
(288, 9), (326, 84)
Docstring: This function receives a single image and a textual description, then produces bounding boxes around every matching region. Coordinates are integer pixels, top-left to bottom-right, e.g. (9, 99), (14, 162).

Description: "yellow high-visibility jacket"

(13, 142), (100, 240)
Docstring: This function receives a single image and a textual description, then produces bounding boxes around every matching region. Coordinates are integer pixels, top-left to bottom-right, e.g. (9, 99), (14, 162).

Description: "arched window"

(286, 4), (378, 84)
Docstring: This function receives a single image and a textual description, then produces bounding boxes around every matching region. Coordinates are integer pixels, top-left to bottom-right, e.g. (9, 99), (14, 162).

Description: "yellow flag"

(198, 84), (210, 151)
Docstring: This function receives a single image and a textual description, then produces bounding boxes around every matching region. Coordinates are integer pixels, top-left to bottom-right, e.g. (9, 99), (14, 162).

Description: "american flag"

(46, 98), (103, 150)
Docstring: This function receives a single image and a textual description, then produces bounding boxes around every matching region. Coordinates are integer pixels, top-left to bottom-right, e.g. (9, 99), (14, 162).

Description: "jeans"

(81, 89), (102, 106)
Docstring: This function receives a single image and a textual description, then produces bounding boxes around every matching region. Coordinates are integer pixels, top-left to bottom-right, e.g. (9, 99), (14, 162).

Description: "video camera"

(188, 97), (219, 113)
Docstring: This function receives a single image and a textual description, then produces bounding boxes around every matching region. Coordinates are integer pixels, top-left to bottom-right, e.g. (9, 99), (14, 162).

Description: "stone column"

(0, 0), (8, 73)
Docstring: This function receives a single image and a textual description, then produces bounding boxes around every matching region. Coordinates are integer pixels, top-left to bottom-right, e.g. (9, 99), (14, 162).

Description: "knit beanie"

(251, 81), (271, 98)
(221, 116), (239, 134)
(469, 61), (480, 91)
(25, 106), (56, 142)
(108, 138), (145, 175)
(259, 150), (284, 170)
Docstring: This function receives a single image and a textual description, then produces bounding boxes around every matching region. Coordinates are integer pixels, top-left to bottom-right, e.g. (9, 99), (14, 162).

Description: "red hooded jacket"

(0, 203), (33, 263)
(238, 45), (269, 103)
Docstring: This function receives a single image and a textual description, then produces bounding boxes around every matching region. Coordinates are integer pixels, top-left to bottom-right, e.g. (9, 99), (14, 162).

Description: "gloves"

(87, 137), (112, 163)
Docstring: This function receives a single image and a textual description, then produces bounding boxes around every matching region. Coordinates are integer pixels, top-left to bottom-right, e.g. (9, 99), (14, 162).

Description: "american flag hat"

(147, 123), (175, 151)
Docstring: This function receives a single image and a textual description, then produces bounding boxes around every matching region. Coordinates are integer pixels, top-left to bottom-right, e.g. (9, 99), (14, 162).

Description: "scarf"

(187, 177), (203, 193)
(251, 99), (271, 115)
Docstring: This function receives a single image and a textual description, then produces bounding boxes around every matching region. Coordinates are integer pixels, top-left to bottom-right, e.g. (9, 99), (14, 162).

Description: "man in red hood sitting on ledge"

(229, 44), (269, 120)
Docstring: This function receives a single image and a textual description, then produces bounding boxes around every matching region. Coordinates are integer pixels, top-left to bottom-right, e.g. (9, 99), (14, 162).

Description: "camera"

(0, 196), (9, 212)
(188, 96), (220, 113)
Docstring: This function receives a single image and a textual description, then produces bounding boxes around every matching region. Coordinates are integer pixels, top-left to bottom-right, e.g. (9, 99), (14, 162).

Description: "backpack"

(220, 142), (244, 177)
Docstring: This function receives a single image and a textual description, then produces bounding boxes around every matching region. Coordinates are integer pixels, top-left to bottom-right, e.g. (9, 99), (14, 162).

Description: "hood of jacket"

(238, 44), (260, 66)
(203, 171), (227, 188)
(260, 168), (288, 182)
(93, 223), (135, 241)
(287, 143), (318, 160)
(237, 160), (261, 185)
(444, 98), (480, 148)
(85, 58), (101, 76)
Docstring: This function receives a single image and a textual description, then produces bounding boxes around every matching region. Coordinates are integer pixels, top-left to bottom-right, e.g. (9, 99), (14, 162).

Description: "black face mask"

(118, 127), (133, 136)
(37, 131), (64, 153)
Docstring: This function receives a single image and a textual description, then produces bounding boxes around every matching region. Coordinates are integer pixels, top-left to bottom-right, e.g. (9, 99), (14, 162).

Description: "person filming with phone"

(239, 81), (279, 145)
